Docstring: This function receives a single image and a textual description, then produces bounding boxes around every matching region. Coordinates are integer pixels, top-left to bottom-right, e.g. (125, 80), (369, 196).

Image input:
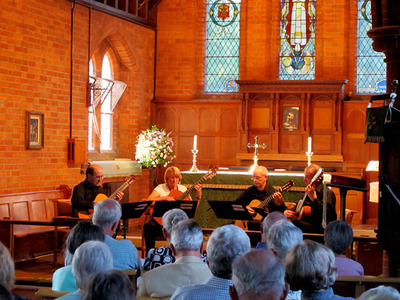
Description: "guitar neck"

(176, 176), (208, 201)
(109, 181), (129, 200)
(256, 187), (282, 209)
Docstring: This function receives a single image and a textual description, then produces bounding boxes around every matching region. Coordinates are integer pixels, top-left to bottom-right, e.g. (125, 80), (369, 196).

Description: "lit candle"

(308, 137), (312, 153)
(193, 135), (197, 150)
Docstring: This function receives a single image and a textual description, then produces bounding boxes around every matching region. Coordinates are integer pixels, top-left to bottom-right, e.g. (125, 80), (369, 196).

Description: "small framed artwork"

(26, 111), (44, 150)
(282, 107), (299, 131)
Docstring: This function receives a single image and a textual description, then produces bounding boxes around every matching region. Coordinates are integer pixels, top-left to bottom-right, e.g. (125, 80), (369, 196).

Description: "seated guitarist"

(71, 164), (124, 217)
(235, 166), (286, 232)
(284, 164), (337, 233)
(144, 166), (202, 254)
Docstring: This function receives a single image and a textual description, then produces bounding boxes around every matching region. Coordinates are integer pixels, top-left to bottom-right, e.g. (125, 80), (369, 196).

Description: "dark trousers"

(143, 218), (163, 254)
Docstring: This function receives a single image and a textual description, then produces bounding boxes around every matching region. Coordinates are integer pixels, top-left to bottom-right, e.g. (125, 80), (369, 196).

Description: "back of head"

(232, 249), (286, 299)
(81, 270), (136, 300)
(358, 285), (400, 300)
(206, 224), (251, 279)
(261, 211), (287, 236)
(66, 220), (105, 256)
(170, 219), (203, 252)
(92, 199), (122, 228)
(162, 208), (188, 234)
(267, 220), (303, 259)
(324, 220), (353, 255)
(72, 241), (114, 288)
(284, 239), (337, 291)
(0, 242), (14, 292)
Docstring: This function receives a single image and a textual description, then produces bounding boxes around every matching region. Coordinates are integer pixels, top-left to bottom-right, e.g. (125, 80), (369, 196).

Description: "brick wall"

(0, 0), (154, 195)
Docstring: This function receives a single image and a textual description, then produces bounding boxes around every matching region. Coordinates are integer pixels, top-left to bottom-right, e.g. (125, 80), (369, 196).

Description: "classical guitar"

(235, 180), (295, 230)
(78, 174), (136, 219)
(153, 166), (218, 225)
(249, 180), (295, 221)
(291, 168), (323, 221)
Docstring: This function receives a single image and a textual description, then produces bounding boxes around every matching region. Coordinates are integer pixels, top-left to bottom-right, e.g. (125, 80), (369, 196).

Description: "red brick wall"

(0, 0), (154, 195)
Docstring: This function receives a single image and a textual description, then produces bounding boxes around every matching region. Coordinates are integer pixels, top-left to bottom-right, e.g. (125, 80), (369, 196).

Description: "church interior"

(1, 0), (400, 298)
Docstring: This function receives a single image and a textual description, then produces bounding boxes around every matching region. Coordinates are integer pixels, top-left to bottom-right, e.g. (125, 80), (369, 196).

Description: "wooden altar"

(181, 170), (306, 228)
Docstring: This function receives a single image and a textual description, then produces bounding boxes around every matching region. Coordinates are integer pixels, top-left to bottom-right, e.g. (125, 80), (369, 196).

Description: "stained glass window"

(279, 0), (316, 80)
(357, 0), (386, 93)
(205, 0), (241, 93)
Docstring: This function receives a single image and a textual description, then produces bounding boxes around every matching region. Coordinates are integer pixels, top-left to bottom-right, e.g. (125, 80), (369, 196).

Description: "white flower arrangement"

(135, 125), (176, 168)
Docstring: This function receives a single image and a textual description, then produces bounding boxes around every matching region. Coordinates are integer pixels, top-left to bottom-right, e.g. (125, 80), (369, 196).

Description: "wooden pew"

(0, 185), (71, 263)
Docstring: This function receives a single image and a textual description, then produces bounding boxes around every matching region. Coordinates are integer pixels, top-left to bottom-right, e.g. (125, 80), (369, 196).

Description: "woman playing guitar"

(284, 164), (337, 234)
(143, 166), (202, 254)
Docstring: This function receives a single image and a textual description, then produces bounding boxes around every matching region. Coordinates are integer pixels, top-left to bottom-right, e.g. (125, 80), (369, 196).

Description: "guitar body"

(77, 193), (110, 219)
(248, 199), (269, 220)
(152, 190), (190, 226)
(151, 167), (218, 226)
(77, 175), (135, 219)
(294, 205), (311, 221)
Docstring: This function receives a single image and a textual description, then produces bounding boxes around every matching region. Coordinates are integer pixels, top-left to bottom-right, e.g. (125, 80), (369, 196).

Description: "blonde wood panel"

(313, 108), (333, 130)
(178, 108), (196, 132)
(251, 108), (270, 129)
(280, 134), (302, 152)
(199, 109), (218, 133)
(220, 108), (239, 132)
(157, 108), (176, 132)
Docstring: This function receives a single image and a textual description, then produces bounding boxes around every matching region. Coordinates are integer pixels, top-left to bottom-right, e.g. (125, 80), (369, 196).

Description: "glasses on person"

(251, 176), (263, 181)
(93, 175), (104, 180)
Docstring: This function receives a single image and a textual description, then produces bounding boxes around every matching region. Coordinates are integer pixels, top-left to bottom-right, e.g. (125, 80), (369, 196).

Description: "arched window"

(279, 0), (316, 80)
(100, 54), (113, 150)
(205, 0), (241, 93)
(356, 0), (386, 93)
(88, 59), (95, 150)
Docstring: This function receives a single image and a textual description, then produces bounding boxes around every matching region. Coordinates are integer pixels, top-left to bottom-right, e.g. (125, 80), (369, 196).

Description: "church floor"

(14, 223), (377, 283)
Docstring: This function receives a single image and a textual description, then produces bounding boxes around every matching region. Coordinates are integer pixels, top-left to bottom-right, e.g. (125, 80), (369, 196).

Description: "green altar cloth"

(181, 170), (306, 228)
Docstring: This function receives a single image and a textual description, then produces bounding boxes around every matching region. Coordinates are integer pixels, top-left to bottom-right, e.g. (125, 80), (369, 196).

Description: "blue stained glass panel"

(205, 0), (241, 93)
(356, 0), (386, 93)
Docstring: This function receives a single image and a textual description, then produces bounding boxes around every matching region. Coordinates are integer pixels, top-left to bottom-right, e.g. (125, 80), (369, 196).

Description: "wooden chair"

(123, 269), (140, 292)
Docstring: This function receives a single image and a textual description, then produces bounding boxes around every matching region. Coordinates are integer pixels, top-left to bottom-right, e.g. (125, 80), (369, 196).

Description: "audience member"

(143, 208), (188, 270)
(267, 219), (303, 260)
(0, 242), (28, 300)
(92, 199), (139, 270)
(171, 224), (251, 300)
(137, 220), (212, 298)
(256, 211), (288, 250)
(81, 270), (136, 300)
(229, 249), (289, 300)
(53, 221), (105, 292)
(324, 220), (364, 277)
(56, 241), (114, 300)
(358, 285), (400, 300)
(284, 240), (355, 300)
(0, 283), (12, 300)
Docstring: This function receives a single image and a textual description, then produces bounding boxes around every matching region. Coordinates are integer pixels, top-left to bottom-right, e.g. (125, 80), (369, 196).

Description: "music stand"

(152, 201), (197, 219)
(121, 201), (152, 239)
(208, 201), (254, 221)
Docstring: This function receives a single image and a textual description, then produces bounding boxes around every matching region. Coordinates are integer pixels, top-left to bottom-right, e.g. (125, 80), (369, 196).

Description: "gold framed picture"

(282, 106), (299, 131)
(26, 111), (44, 150)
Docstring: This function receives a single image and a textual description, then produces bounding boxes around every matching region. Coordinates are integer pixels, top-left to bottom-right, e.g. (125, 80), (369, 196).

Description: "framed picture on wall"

(282, 107), (299, 131)
(26, 111), (44, 149)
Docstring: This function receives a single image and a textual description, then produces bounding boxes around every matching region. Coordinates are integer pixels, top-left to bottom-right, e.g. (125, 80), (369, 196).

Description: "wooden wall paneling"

(280, 93), (303, 153)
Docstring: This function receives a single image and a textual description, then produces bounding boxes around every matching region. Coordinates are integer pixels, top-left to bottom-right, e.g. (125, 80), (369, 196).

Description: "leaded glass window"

(279, 0), (316, 80)
(357, 0), (386, 93)
(205, 0), (241, 93)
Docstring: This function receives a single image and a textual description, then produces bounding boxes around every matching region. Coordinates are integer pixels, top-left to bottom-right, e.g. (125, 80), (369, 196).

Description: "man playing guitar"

(284, 164), (337, 233)
(71, 164), (124, 217)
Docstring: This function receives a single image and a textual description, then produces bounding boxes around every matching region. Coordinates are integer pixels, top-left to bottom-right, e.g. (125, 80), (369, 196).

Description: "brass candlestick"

(190, 149), (199, 172)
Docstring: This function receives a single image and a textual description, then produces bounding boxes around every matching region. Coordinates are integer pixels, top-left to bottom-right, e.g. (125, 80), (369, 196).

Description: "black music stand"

(152, 201), (197, 219)
(208, 201), (254, 221)
(121, 201), (152, 239)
